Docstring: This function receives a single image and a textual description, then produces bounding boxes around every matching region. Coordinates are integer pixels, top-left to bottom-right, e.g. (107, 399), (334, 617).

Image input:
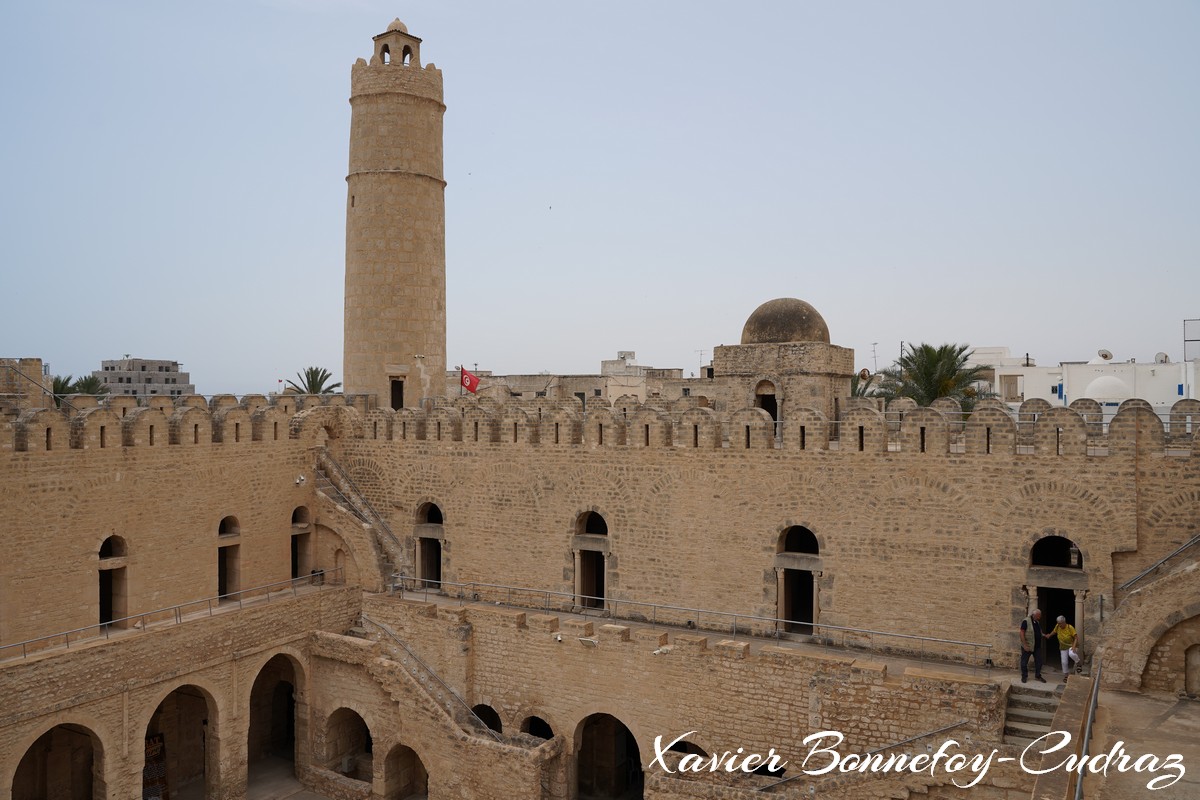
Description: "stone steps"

(1003, 682), (1062, 746)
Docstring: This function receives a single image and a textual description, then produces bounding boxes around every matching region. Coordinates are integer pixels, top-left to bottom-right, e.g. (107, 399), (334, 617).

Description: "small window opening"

(193, 423), (200, 444)
(800, 425), (806, 450)
(693, 424), (699, 448)
(373, 421), (378, 439)
(149, 424), (155, 446)
(598, 423), (604, 445)
(234, 422), (240, 443)
(554, 422), (560, 444)
(745, 425), (752, 449)
(436, 421), (442, 441)
(644, 424), (650, 447)
(512, 422), (518, 442)
(474, 420), (479, 441)
(986, 426), (992, 454)
(1056, 426), (1063, 456)
(402, 421), (408, 439)
(99, 425), (106, 449)
(380, 44), (390, 64)
(857, 425), (865, 452)
(919, 426), (926, 453)
(45, 427), (52, 451)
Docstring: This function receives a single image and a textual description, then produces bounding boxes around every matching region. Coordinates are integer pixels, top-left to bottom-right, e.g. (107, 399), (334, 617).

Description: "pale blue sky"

(2, 2), (1198, 393)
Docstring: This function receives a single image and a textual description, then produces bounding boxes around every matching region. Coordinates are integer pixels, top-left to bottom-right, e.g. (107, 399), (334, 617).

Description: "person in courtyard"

(1020, 608), (1046, 683)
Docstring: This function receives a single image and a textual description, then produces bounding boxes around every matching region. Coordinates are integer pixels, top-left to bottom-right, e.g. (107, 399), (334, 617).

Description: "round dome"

(1083, 375), (1131, 402)
(386, 18), (409, 33)
(740, 298), (830, 345)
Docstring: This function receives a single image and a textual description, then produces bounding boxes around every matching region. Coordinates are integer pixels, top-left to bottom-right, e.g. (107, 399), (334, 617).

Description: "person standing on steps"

(1020, 608), (1046, 683)
(1046, 615), (1080, 680)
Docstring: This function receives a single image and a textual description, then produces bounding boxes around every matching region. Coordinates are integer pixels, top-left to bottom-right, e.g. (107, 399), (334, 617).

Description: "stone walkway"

(1087, 691), (1200, 800)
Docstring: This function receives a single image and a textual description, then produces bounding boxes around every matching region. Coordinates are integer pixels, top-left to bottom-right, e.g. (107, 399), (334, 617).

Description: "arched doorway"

(1028, 535), (1087, 673)
(13, 724), (104, 800)
(248, 655), (302, 783)
(143, 685), (218, 800)
(576, 713), (642, 799)
(291, 507), (311, 580)
(416, 502), (444, 589)
(324, 708), (372, 783)
(384, 744), (428, 799)
(98, 535), (128, 627)
(754, 380), (778, 423)
(575, 512), (608, 610)
(776, 526), (820, 635)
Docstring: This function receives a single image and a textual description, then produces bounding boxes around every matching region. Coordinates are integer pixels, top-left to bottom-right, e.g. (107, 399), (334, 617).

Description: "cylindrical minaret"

(344, 19), (446, 408)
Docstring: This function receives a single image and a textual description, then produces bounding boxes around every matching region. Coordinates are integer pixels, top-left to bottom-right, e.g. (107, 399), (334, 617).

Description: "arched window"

(402, 45), (413, 65)
(291, 506), (310, 525)
(1031, 535), (1082, 569)
(578, 511), (607, 536)
(218, 516), (240, 537)
(471, 704), (502, 733)
(521, 716), (554, 739)
(380, 44), (391, 64)
(779, 526), (818, 554)
(99, 535), (127, 559)
(417, 503), (443, 525)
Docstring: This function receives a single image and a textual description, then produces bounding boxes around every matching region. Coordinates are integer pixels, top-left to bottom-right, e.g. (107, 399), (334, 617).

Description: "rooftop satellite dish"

(858, 368), (870, 380)
(1155, 352), (1169, 364)
(1098, 349), (1113, 361)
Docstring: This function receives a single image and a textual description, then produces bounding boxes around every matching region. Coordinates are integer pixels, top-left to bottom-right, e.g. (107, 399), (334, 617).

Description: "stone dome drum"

(740, 298), (830, 345)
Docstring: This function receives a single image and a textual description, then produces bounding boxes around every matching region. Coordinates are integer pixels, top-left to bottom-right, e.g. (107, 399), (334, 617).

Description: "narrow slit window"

(858, 426), (865, 452)
(598, 423), (604, 445)
(986, 426), (992, 454)
(644, 424), (650, 447)
(800, 425), (806, 450)
(99, 425), (106, 449)
(149, 424), (155, 446)
(919, 426), (926, 453)
(233, 422), (240, 443)
(745, 425), (751, 449)
(193, 424), (200, 444)
(693, 424), (699, 448)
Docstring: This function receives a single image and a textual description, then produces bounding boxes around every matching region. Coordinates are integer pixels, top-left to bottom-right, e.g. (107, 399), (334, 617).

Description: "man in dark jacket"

(1020, 608), (1046, 683)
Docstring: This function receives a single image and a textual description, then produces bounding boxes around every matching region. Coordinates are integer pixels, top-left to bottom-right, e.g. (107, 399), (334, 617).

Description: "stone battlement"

(7, 391), (1197, 458)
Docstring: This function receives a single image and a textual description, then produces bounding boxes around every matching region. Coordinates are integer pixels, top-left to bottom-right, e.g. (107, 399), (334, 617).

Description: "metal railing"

(1118, 534), (1200, 591)
(756, 719), (970, 793)
(1073, 661), (1103, 800)
(390, 576), (993, 668)
(360, 614), (503, 742)
(0, 568), (342, 662)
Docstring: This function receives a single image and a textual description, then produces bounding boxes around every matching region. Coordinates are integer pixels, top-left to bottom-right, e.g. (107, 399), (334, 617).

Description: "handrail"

(1119, 535), (1200, 590)
(317, 448), (402, 552)
(1073, 661), (1103, 800)
(0, 364), (80, 414)
(360, 613), (503, 743)
(0, 568), (342, 661)
(756, 719), (970, 792)
(390, 575), (992, 667)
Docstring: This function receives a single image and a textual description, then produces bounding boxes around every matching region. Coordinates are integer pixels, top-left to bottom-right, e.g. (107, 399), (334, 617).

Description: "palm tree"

(72, 375), (109, 396)
(850, 371), (877, 397)
(51, 375), (74, 408)
(876, 343), (990, 411)
(287, 367), (342, 394)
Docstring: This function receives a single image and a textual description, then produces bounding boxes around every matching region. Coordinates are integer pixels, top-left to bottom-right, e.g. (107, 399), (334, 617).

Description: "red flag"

(460, 366), (480, 394)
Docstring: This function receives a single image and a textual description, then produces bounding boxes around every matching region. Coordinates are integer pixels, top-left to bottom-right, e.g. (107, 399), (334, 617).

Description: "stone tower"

(343, 19), (446, 409)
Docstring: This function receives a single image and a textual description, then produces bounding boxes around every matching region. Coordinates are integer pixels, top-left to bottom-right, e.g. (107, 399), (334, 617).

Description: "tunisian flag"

(460, 366), (481, 394)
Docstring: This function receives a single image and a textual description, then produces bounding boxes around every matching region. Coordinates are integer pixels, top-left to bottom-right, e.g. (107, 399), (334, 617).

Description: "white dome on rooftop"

(1083, 375), (1131, 402)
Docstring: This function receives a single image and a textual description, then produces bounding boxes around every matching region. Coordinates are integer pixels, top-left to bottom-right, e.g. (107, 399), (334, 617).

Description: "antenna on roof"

(1098, 349), (1113, 361)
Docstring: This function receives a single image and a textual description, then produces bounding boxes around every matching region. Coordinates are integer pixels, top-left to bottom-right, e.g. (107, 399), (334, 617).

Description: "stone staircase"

(1003, 682), (1063, 747)
(357, 614), (502, 743)
(313, 449), (403, 582)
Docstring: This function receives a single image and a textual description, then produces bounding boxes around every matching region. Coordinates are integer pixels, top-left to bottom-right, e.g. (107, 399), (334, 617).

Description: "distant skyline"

(3, 2), (1198, 394)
